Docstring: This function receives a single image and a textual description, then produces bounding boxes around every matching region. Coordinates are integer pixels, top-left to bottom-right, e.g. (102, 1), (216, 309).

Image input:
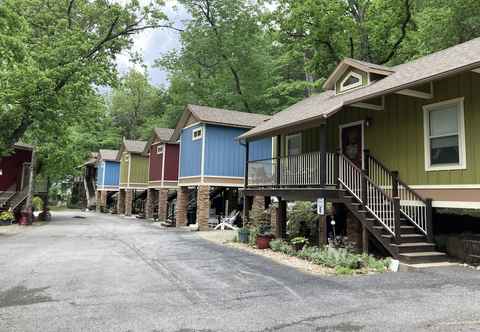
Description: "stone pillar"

(176, 187), (188, 227)
(243, 195), (252, 226)
(346, 212), (363, 251)
(96, 190), (101, 212)
(145, 188), (154, 219)
(318, 215), (328, 246)
(197, 185), (210, 231)
(158, 188), (169, 222)
(125, 189), (133, 217)
(250, 196), (265, 226)
(117, 189), (126, 214)
(270, 204), (278, 237)
(362, 225), (369, 253)
(100, 191), (107, 211)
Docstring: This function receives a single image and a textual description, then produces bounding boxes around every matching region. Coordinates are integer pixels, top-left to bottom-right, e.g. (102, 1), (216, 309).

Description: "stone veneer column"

(250, 196), (265, 226)
(158, 188), (169, 222)
(95, 190), (101, 212)
(145, 188), (154, 219)
(270, 204), (278, 237)
(176, 187), (188, 227)
(100, 191), (107, 211)
(125, 189), (133, 216)
(346, 212), (363, 251)
(196, 185), (210, 231)
(117, 189), (126, 214)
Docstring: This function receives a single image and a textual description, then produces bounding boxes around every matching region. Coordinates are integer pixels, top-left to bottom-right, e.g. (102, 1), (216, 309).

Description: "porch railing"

(247, 151), (336, 187)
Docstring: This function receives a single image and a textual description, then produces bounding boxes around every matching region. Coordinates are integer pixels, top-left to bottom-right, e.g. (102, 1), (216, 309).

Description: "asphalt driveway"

(0, 211), (479, 332)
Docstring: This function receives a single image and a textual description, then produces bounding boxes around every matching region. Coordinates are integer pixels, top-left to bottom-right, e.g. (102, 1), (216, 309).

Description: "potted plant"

(0, 211), (15, 226)
(256, 224), (273, 249)
(238, 227), (250, 244)
(290, 236), (309, 251)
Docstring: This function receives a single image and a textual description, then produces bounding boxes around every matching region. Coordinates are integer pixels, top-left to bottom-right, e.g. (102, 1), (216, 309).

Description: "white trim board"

(411, 184), (480, 189)
(432, 201), (480, 209)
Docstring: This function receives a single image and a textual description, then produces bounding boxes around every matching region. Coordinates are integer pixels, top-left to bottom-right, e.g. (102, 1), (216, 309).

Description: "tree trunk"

(24, 150), (36, 224)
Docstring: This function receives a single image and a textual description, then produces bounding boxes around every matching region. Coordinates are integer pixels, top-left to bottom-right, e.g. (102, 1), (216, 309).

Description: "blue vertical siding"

(104, 161), (120, 186)
(249, 138), (272, 161)
(204, 125), (272, 177)
(96, 162), (104, 186)
(179, 124), (203, 177)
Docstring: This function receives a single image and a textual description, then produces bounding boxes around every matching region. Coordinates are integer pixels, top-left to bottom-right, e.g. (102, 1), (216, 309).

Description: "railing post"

(319, 124), (327, 187)
(426, 198), (434, 242)
(244, 141), (250, 188)
(394, 197), (401, 243)
(391, 171), (399, 198)
(276, 135), (281, 187)
(363, 149), (370, 175)
(334, 152), (340, 189)
(361, 170), (368, 205)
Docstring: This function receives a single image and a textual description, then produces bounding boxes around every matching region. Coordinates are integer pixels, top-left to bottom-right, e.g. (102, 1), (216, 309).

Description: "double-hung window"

(286, 133), (302, 156)
(423, 98), (466, 171)
(156, 144), (164, 155)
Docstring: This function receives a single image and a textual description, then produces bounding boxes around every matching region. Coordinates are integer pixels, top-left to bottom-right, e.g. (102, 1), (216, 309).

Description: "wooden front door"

(341, 123), (363, 168)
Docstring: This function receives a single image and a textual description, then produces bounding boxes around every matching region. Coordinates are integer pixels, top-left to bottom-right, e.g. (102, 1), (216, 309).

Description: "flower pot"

(238, 229), (250, 244)
(256, 234), (273, 249)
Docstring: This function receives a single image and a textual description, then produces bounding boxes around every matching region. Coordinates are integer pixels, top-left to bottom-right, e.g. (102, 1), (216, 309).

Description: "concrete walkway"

(0, 211), (479, 331)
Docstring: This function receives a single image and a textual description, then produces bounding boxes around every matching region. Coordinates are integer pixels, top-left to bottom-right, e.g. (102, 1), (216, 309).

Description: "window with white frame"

(423, 98), (466, 171)
(123, 153), (129, 162)
(286, 133), (302, 156)
(156, 144), (164, 155)
(192, 127), (203, 141)
(339, 71), (363, 93)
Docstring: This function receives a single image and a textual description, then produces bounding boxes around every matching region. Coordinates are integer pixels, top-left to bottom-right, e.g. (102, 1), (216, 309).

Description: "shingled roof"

(154, 128), (175, 142)
(172, 104), (271, 141)
(241, 37), (480, 140)
(98, 149), (119, 162)
(116, 139), (148, 160)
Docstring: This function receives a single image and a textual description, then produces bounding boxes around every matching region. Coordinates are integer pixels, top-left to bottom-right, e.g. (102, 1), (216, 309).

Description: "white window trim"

(286, 133), (302, 156)
(156, 144), (164, 155)
(192, 127), (203, 141)
(339, 120), (365, 169)
(423, 97), (466, 172)
(339, 71), (363, 93)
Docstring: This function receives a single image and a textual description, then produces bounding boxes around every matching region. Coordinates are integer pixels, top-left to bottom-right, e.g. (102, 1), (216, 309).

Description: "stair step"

(399, 251), (448, 264)
(400, 233), (426, 243)
(395, 242), (437, 253)
(400, 225), (418, 234)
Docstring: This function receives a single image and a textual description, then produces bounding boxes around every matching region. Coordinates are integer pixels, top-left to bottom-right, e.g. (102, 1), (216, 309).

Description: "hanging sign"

(317, 198), (325, 215)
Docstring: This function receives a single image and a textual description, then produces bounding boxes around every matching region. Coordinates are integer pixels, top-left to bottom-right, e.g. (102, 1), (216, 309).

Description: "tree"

(0, 0), (175, 156)
(109, 69), (169, 140)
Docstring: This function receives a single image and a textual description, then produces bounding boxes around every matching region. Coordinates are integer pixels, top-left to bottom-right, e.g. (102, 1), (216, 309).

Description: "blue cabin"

(96, 149), (120, 191)
(172, 104), (272, 187)
(171, 104), (272, 230)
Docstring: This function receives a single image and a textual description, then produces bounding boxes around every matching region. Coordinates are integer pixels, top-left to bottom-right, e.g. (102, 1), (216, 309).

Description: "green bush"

(287, 201), (319, 240)
(32, 196), (44, 211)
(0, 211), (14, 222)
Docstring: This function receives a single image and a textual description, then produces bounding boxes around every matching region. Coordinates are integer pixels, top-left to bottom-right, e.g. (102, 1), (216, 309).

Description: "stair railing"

(364, 150), (433, 241)
(338, 154), (399, 238)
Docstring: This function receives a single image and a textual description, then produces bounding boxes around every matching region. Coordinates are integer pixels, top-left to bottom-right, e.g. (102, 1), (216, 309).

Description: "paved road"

(0, 211), (480, 332)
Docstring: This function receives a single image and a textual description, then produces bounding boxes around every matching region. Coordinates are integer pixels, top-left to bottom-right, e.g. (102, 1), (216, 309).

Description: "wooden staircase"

(338, 151), (449, 265)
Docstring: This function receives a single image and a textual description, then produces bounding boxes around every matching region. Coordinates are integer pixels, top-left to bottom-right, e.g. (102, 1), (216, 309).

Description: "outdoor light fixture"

(365, 117), (373, 128)
(0, 169), (2, 176)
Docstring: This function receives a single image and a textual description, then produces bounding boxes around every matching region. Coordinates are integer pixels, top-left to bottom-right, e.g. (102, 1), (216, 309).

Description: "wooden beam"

(396, 82), (434, 99)
(471, 68), (480, 74)
(351, 102), (384, 111)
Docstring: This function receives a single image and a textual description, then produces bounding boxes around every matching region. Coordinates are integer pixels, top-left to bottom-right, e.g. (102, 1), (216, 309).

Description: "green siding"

(285, 72), (480, 186)
(129, 154), (149, 185)
(119, 152), (149, 187)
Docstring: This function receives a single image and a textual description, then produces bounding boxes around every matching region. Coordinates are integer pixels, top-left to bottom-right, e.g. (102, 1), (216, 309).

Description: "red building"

(0, 143), (33, 193)
(144, 128), (179, 221)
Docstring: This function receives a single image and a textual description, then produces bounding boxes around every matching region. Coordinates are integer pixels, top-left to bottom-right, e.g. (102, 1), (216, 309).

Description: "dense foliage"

(2, 0), (480, 184)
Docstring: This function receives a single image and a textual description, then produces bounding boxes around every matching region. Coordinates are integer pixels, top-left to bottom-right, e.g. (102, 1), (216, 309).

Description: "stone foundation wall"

(346, 212), (363, 251)
(196, 185), (210, 231)
(145, 189), (154, 219)
(176, 187), (188, 227)
(158, 189), (169, 222)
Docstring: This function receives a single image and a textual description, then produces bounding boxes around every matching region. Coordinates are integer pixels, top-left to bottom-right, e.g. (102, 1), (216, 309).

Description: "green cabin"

(118, 140), (149, 190)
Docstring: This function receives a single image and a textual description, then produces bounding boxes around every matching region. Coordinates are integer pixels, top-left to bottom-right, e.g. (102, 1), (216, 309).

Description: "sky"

(115, 1), (189, 87)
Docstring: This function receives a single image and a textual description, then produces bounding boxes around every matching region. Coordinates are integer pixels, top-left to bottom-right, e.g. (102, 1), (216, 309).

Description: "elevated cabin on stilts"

(144, 128), (179, 222)
(95, 149), (120, 213)
(172, 104), (272, 230)
(116, 139), (149, 217)
(240, 38), (480, 264)
(78, 152), (99, 210)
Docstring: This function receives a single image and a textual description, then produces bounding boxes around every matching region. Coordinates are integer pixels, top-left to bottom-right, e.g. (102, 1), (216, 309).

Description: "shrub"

(32, 196), (44, 211)
(287, 201), (319, 240)
(269, 239), (297, 256)
(0, 211), (14, 222)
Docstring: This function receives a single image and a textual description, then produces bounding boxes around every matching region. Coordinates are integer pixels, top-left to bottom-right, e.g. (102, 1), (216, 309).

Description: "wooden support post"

(361, 170), (368, 206)
(393, 197), (401, 243)
(318, 215), (328, 246)
(426, 198), (434, 242)
(243, 194), (251, 226)
(319, 124), (327, 187)
(363, 149), (370, 175)
(244, 141), (249, 188)
(391, 171), (399, 198)
(276, 135), (281, 186)
(278, 199), (287, 239)
(362, 225), (369, 253)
